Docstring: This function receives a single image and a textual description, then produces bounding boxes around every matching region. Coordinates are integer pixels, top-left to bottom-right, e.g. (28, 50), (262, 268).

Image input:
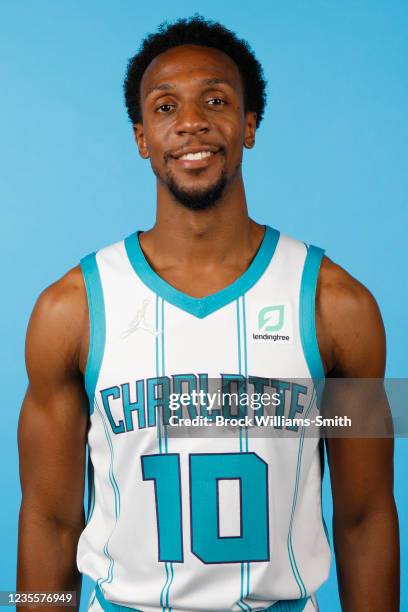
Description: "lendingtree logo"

(253, 304), (290, 342)
(258, 305), (285, 332)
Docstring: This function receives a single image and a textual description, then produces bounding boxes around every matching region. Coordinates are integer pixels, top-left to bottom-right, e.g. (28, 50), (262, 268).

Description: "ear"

(244, 112), (257, 149)
(133, 122), (149, 159)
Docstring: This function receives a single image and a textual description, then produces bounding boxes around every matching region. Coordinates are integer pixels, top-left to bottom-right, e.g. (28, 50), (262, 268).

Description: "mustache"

(163, 145), (226, 162)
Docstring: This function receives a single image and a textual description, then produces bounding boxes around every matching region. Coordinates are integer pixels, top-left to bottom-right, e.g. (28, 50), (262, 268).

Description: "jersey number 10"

(141, 452), (270, 564)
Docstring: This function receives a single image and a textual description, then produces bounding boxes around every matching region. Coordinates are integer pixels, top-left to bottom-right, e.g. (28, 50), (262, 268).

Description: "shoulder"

(317, 255), (376, 313)
(31, 265), (87, 326)
(316, 255), (386, 377)
(26, 265), (89, 378)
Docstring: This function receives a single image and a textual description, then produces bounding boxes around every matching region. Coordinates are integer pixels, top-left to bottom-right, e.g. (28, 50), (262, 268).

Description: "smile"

(178, 151), (213, 161)
(170, 147), (222, 170)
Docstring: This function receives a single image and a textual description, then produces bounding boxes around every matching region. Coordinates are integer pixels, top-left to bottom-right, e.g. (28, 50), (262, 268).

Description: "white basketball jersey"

(76, 225), (331, 612)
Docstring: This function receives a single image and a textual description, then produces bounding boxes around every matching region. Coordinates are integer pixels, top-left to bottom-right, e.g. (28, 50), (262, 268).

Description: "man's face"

(135, 45), (256, 210)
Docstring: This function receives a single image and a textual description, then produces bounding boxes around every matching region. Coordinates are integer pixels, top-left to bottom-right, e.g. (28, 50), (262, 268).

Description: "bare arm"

(17, 266), (89, 611)
(317, 257), (399, 611)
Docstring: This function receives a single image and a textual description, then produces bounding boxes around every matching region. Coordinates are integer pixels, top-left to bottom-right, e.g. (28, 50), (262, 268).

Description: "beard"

(163, 170), (228, 211)
(152, 154), (229, 211)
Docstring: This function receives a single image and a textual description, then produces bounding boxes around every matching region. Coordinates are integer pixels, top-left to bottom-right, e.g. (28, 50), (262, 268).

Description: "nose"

(174, 102), (210, 136)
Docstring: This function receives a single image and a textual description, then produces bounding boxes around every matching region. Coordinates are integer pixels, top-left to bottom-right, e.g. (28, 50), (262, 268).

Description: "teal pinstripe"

(242, 295), (251, 603)
(155, 295), (163, 455)
(236, 299), (243, 453)
(286, 388), (318, 598)
(236, 296), (252, 612)
(154, 295), (173, 612)
(163, 298), (174, 611)
(94, 397), (121, 596)
(95, 399), (121, 518)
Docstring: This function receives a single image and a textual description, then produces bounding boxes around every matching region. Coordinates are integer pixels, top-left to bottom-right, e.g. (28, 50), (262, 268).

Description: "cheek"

(219, 114), (246, 145)
(142, 121), (172, 158)
(143, 136), (165, 163)
(224, 126), (246, 161)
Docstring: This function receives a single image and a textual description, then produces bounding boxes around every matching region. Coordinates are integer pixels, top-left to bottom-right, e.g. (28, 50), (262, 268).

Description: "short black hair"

(123, 15), (267, 128)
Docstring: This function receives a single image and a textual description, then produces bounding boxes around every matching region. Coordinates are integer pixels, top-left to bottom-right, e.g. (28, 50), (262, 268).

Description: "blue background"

(1, 1), (407, 610)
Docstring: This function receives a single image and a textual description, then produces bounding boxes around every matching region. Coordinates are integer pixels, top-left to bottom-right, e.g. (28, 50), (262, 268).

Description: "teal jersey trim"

(319, 439), (331, 548)
(80, 252), (106, 415)
(95, 584), (142, 612)
(124, 225), (280, 319)
(86, 449), (95, 523)
(299, 245), (325, 381)
(95, 584), (310, 612)
(265, 597), (311, 611)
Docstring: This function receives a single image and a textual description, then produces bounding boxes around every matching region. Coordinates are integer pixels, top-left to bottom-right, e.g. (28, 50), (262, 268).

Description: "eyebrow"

(145, 83), (175, 96)
(145, 77), (234, 97)
(202, 78), (234, 88)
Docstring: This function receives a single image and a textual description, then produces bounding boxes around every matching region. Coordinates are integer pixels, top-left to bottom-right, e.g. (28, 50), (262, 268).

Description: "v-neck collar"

(124, 224), (280, 319)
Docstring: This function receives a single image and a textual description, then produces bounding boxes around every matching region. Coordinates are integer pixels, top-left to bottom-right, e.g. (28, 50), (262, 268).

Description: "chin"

(164, 171), (228, 211)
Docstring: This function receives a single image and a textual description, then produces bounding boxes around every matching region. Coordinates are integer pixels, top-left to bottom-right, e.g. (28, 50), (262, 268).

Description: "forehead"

(140, 44), (243, 98)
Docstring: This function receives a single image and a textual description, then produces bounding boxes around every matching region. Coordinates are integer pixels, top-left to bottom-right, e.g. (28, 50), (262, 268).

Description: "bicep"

(18, 270), (89, 528)
(325, 437), (394, 525)
(320, 262), (393, 518)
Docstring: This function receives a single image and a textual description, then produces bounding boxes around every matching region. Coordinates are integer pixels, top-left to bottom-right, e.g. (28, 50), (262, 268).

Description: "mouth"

(178, 150), (213, 161)
(169, 146), (223, 170)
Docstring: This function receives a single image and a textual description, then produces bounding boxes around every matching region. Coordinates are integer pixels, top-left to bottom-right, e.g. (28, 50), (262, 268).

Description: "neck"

(140, 173), (264, 268)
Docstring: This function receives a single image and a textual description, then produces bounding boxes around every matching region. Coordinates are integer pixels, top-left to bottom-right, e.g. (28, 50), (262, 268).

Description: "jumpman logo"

(121, 299), (161, 338)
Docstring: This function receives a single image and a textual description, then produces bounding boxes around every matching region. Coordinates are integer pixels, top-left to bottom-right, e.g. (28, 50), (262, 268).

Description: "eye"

(207, 98), (225, 106)
(156, 103), (174, 113)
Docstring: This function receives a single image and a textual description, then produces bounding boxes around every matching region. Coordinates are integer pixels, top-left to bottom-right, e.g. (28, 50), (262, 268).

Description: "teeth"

(179, 151), (213, 161)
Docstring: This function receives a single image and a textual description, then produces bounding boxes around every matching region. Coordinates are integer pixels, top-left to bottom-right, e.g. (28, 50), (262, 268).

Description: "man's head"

(123, 16), (267, 211)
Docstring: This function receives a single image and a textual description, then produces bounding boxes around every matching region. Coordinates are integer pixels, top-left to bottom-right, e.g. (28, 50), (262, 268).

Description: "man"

(17, 16), (399, 612)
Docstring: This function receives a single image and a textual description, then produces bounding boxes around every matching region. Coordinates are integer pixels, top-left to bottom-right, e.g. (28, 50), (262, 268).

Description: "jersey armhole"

(299, 244), (326, 407)
(80, 252), (106, 415)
